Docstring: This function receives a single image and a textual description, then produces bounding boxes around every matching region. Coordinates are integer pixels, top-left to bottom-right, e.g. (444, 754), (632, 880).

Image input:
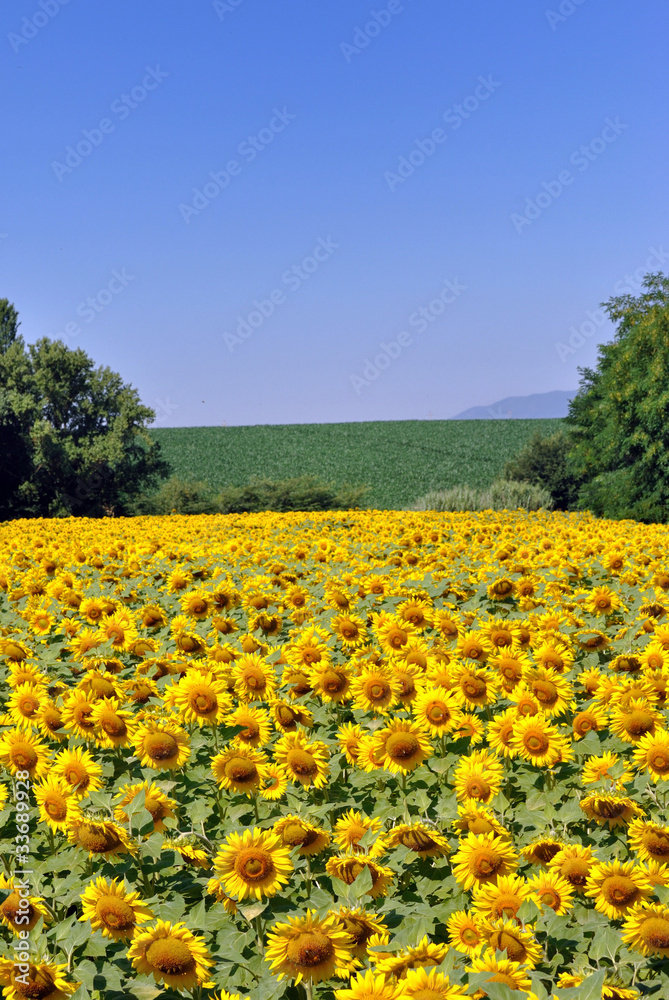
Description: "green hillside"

(151, 419), (562, 510)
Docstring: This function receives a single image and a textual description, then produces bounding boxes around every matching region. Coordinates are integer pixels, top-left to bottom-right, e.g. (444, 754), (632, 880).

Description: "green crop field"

(151, 418), (562, 510)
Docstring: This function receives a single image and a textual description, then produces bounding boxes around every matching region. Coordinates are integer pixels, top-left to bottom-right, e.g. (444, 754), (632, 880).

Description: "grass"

(151, 418), (563, 510)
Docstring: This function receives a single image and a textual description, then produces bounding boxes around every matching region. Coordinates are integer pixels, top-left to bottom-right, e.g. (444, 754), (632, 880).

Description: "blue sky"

(1, 0), (668, 426)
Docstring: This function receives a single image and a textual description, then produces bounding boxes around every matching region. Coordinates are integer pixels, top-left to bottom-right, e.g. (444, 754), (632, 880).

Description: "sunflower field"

(0, 510), (669, 1000)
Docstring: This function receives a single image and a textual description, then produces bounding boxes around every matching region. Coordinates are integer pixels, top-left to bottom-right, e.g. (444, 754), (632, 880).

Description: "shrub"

(216, 475), (368, 513)
(503, 429), (581, 510)
(412, 479), (553, 512)
(134, 477), (219, 515)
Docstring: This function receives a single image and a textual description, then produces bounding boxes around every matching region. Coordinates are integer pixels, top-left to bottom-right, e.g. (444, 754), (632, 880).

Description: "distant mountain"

(453, 390), (575, 420)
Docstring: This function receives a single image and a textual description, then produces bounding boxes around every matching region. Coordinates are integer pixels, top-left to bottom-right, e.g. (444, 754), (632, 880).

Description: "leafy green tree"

(0, 299), (20, 353)
(503, 429), (582, 510)
(567, 272), (669, 521)
(0, 304), (170, 518)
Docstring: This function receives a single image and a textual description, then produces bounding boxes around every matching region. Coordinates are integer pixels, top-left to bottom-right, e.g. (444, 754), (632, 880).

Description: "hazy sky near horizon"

(2, 1), (668, 427)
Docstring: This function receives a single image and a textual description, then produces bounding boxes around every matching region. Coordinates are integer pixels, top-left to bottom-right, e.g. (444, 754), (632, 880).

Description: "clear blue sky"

(2, 0), (667, 426)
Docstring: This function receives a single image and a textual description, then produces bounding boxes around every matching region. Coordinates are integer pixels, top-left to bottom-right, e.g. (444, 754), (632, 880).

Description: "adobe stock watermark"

(51, 66), (169, 182)
(511, 117), (627, 233)
(546, 0), (588, 31)
(8, 0), (73, 54)
(555, 246), (669, 362)
(213, 0), (246, 20)
(223, 237), (339, 353)
(349, 276), (465, 394)
(50, 268), (135, 343)
(384, 76), (501, 192)
(153, 397), (179, 426)
(179, 107), (296, 224)
(340, 0), (413, 62)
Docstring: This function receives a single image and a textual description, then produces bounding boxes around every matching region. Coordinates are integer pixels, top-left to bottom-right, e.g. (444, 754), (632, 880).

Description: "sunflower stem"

(252, 794), (261, 824)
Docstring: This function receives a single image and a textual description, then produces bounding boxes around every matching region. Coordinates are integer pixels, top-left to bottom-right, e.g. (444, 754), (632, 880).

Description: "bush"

(216, 475), (368, 513)
(503, 429), (581, 510)
(134, 477), (219, 515)
(412, 479), (553, 512)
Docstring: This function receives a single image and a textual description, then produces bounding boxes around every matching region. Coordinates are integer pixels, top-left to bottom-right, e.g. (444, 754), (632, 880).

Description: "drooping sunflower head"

(580, 793), (644, 829)
(274, 815), (331, 856)
(387, 822), (451, 858)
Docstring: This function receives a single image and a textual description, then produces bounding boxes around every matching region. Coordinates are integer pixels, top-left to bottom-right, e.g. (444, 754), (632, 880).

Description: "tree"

(503, 429), (582, 510)
(0, 304), (170, 518)
(567, 272), (669, 521)
(0, 299), (19, 353)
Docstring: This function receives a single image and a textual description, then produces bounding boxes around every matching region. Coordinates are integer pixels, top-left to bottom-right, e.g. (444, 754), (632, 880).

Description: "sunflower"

(232, 653), (277, 702)
(79, 876), (154, 940)
(638, 859), (669, 890)
(471, 874), (530, 921)
(205, 877), (238, 912)
(213, 827), (293, 900)
(392, 662), (422, 705)
(226, 704), (272, 748)
(451, 833), (518, 891)
(453, 752), (504, 804)
(454, 665), (499, 710)
(60, 690), (97, 740)
(632, 729), (669, 781)
(467, 953), (533, 994)
(509, 715), (571, 768)
(628, 819), (669, 863)
(412, 688), (461, 736)
(0, 959), (78, 1000)
(526, 871), (574, 915)
(580, 793), (644, 829)
(89, 697), (135, 748)
(453, 803), (508, 839)
(128, 920), (215, 990)
(622, 902), (669, 958)
(259, 763), (289, 800)
(521, 837), (564, 867)
(447, 910), (488, 956)
(373, 613), (417, 656)
(609, 698), (665, 743)
(490, 649), (530, 692)
(332, 907), (389, 959)
(274, 731), (329, 788)
(211, 745), (268, 796)
(51, 746), (103, 799)
(6, 682), (46, 730)
(67, 817), (134, 858)
(371, 719), (432, 774)
(326, 856), (394, 899)
(0, 785), (7, 810)
(582, 751), (633, 785)
(113, 782), (177, 833)
(386, 822), (450, 858)
(338, 723), (366, 765)
(0, 881), (51, 934)
(371, 936), (449, 979)
(456, 631), (493, 663)
(174, 843), (211, 869)
(334, 810), (385, 855)
(34, 777), (80, 833)
(334, 969), (403, 1000)
(35, 700), (67, 742)
(350, 667), (401, 714)
(169, 669), (232, 727)
(309, 665), (352, 704)
(585, 860), (653, 919)
(270, 699), (314, 733)
(0, 728), (51, 779)
(274, 815), (331, 856)
(483, 919), (542, 968)
(266, 909), (356, 983)
(548, 844), (596, 892)
(132, 719), (191, 771)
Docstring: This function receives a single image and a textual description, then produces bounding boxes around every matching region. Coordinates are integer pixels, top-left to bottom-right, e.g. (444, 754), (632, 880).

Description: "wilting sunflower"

(509, 715), (571, 767)
(483, 919), (542, 968)
(265, 909), (356, 984)
(334, 810), (385, 855)
(0, 879), (51, 934)
(412, 688), (461, 736)
(213, 827), (293, 900)
(128, 920), (215, 991)
(51, 745), (103, 799)
(274, 815), (331, 856)
(170, 669), (232, 726)
(622, 902), (669, 958)
(34, 777), (80, 833)
(447, 910), (488, 956)
(274, 731), (329, 788)
(451, 833), (519, 891)
(67, 817), (135, 858)
(350, 667), (401, 715)
(548, 844), (596, 892)
(259, 763), (289, 801)
(387, 822), (450, 858)
(585, 860), (653, 919)
(334, 969), (403, 1000)
(371, 719), (432, 774)
(467, 953), (533, 994)
(632, 729), (669, 781)
(326, 856), (394, 899)
(132, 719), (191, 771)
(521, 836), (565, 868)
(211, 745), (268, 796)
(453, 803), (508, 839)
(0, 728), (51, 779)
(471, 874), (530, 921)
(371, 936), (449, 979)
(0, 959), (78, 1000)
(226, 704), (272, 748)
(79, 876), (154, 940)
(332, 907), (389, 959)
(526, 871), (574, 915)
(628, 818), (669, 863)
(580, 792), (644, 829)
(114, 782), (177, 833)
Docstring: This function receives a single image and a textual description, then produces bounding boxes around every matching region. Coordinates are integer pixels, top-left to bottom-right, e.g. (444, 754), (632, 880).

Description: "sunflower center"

(146, 797), (167, 821)
(427, 703), (449, 725)
(402, 829), (438, 852)
(411, 990), (444, 1000)
(286, 931), (334, 969)
(468, 817), (495, 835)
(386, 732), (420, 762)
(461, 928), (480, 946)
(534, 843), (560, 864)
(19, 698), (37, 716)
(574, 712), (596, 735)
(66, 765), (88, 788)
(624, 710), (655, 737)
(322, 671), (347, 694)
(101, 714), (126, 737)
(489, 929), (525, 962)
(145, 937), (196, 975)
(540, 889), (559, 907)
(494, 895), (522, 919)
(523, 730), (550, 754)
(561, 858), (590, 887)
(592, 799), (627, 819)
(2, 893), (34, 925)
(649, 749), (669, 773)
(644, 831), (669, 858)
(144, 733), (179, 762)
(532, 680), (558, 705)
(43, 708), (64, 731)
(96, 897), (136, 930)
(466, 778), (491, 800)
(602, 875), (639, 905)
(45, 795), (67, 820)
(11, 744), (38, 769)
(12, 968), (56, 1000)
(277, 706), (297, 727)
(282, 822), (309, 847)
(287, 748), (318, 777)
(77, 824), (122, 853)
(243, 669), (265, 691)
(225, 757), (258, 784)
(236, 848), (273, 883)
(238, 721), (259, 742)
(367, 681), (390, 703)
(462, 677), (486, 698)
(640, 916), (669, 950)
(473, 849), (503, 878)
(192, 692), (216, 713)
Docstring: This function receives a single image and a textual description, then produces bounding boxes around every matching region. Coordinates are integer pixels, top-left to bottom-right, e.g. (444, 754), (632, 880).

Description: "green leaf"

(467, 972), (520, 1000)
(127, 986), (164, 1000)
(351, 864), (374, 898)
(553, 969), (606, 1000)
